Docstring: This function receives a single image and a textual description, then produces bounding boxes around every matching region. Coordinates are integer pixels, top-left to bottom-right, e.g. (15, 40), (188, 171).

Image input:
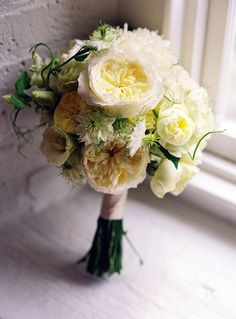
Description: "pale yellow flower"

(157, 108), (194, 146)
(150, 155), (200, 198)
(54, 91), (87, 134)
(83, 138), (149, 194)
(40, 127), (74, 166)
(171, 154), (200, 196)
(78, 52), (163, 116)
(142, 107), (159, 131)
(150, 159), (178, 198)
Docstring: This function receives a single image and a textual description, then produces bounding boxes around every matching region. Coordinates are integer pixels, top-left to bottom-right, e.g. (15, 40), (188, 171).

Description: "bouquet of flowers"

(3, 23), (217, 276)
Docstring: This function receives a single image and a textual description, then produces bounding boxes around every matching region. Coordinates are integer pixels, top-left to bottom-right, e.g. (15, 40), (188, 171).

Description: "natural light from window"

(226, 32), (236, 121)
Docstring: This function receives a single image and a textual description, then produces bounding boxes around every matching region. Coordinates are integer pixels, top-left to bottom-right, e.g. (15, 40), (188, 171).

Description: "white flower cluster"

(38, 23), (213, 197)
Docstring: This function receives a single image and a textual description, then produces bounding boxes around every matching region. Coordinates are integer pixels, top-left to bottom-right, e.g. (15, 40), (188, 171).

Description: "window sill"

(1, 183), (236, 317)
(181, 153), (236, 223)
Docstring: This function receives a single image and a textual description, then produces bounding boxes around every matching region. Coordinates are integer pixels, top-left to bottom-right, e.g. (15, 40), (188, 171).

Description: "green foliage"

(15, 71), (31, 96)
(77, 217), (124, 276)
(143, 134), (159, 147)
(11, 93), (29, 110)
(45, 45), (97, 89)
(74, 45), (97, 61)
(189, 129), (226, 160)
(149, 142), (180, 169)
(90, 22), (112, 40)
(10, 71), (32, 110)
(146, 160), (159, 176)
(29, 43), (97, 91)
(112, 117), (134, 134)
(152, 109), (159, 118)
(30, 43), (55, 90)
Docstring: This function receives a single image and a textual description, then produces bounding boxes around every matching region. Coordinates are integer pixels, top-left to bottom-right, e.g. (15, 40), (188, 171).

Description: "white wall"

(0, 0), (119, 223)
(118, 0), (164, 32)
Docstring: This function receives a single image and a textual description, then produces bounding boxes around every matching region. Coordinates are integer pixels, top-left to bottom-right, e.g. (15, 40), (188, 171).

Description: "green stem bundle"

(79, 217), (124, 276)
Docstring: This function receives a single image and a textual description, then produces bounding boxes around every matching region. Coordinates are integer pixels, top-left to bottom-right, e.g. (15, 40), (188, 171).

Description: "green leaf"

(158, 143), (180, 169)
(146, 160), (159, 176)
(15, 71), (31, 96)
(152, 109), (159, 118)
(11, 93), (29, 110)
(150, 143), (180, 169)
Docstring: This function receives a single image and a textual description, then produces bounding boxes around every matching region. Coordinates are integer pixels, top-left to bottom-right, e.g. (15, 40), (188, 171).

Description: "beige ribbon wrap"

(100, 191), (128, 220)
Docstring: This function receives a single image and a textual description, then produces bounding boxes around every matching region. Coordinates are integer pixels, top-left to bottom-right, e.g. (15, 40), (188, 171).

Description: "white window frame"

(201, 0), (236, 163)
(162, 0), (236, 217)
(118, 0), (236, 217)
(163, 0), (236, 161)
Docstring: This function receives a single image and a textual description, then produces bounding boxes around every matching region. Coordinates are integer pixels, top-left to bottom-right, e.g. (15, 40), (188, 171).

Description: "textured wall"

(118, 0), (164, 32)
(0, 0), (118, 223)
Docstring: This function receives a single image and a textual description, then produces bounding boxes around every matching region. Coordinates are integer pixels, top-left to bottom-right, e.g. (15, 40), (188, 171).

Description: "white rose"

(78, 52), (163, 116)
(150, 156), (200, 198)
(171, 155), (200, 195)
(185, 87), (214, 138)
(157, 108), (194, 146)
(118, 27), (176, 67)
(150, 159), (178, 198)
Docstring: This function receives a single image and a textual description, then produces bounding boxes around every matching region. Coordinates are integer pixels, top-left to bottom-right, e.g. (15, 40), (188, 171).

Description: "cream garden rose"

(78, 52), (163, 116)
(83, 138), (149, 194)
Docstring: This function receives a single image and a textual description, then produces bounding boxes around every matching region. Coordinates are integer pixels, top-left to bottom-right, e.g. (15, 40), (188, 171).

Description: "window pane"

(227, 33), (236, 121)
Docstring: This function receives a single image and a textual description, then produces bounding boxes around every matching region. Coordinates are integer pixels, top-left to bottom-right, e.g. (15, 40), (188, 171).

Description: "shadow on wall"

(0, 0), (118, 223)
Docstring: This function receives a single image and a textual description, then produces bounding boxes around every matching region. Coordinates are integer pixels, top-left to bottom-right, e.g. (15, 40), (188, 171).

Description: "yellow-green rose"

(157, 108), (194, 146)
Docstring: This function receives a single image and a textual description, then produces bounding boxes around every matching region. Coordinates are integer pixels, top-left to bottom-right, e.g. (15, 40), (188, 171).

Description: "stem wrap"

(78, 191), (127, 276)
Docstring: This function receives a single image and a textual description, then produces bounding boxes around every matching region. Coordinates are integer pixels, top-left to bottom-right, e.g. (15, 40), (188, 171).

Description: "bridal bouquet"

(4, 23), (216, 276)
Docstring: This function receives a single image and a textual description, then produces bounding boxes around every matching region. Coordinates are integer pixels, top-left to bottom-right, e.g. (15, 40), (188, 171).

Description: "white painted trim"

(214, 0), (236, 126)
(201, 152), (236, 184)
(162, 0), (185, 59)
(181, 0), (209, 81)
(181, 168), (236, 223)
(207, 135), (236, 162)
(201, 0), (236, 125)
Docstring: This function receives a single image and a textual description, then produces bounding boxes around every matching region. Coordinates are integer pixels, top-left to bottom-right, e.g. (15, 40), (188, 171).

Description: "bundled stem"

(85, 217), (124, 276)
(78, 192), (127, 276)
